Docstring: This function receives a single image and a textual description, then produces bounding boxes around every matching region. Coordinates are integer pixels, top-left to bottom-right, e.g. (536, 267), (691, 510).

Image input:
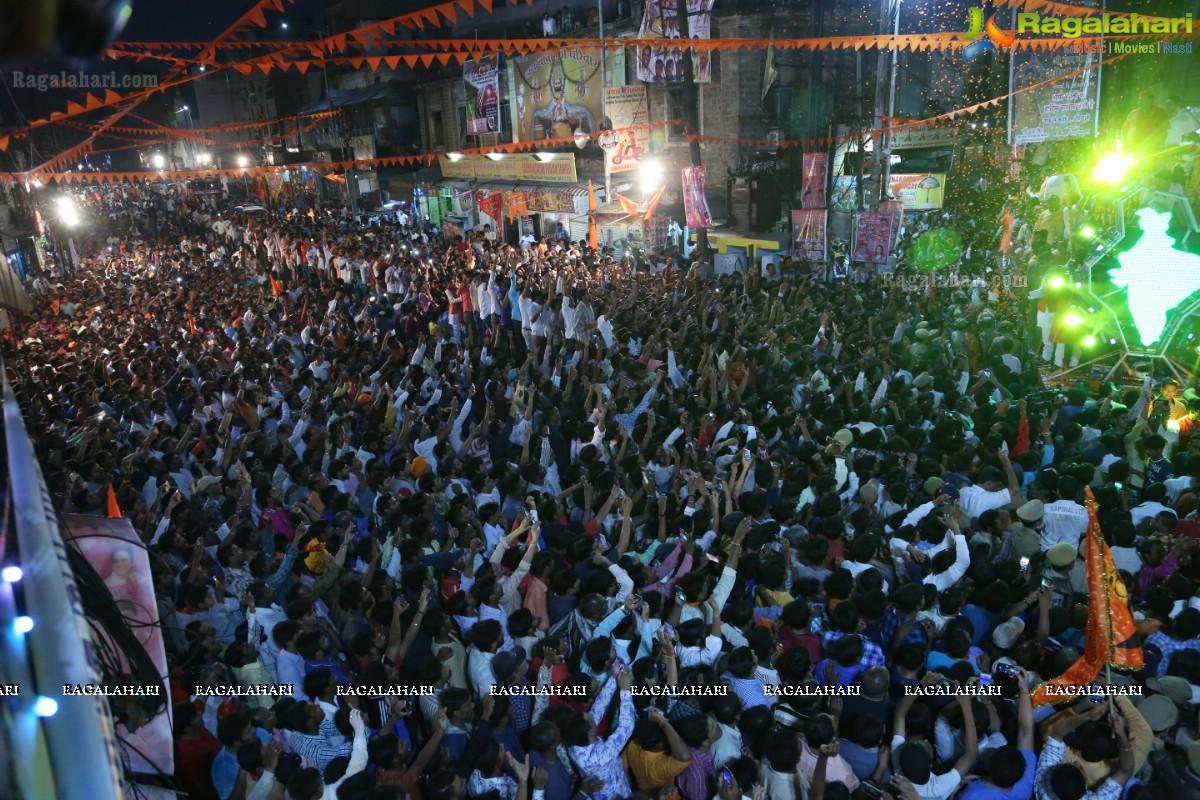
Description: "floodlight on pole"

(55, 196), (79, 227)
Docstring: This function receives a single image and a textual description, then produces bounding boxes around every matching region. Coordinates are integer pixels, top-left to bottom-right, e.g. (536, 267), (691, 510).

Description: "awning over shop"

(303, 83), (407, 114)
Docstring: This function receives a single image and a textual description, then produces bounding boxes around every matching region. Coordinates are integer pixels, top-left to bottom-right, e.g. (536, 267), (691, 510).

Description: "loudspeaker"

(748, 176), (780, 233)
(727, 176), (751, 231)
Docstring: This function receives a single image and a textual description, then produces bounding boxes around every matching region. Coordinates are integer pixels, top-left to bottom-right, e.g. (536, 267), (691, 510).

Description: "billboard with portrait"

(511, 48), (608, 143)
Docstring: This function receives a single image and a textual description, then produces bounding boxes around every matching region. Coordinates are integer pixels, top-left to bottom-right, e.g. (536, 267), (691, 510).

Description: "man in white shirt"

(892, 674), (978, 800)
(1041, 476), (1088, 551)
(957, 451), (1020, 521)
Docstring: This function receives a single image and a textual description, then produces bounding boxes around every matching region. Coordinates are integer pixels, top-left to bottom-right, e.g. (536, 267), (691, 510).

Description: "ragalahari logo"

(962, 6), (1017, 60)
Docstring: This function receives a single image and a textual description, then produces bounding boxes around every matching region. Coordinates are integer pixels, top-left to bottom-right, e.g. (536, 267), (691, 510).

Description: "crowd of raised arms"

(5, 181), (1200, 800)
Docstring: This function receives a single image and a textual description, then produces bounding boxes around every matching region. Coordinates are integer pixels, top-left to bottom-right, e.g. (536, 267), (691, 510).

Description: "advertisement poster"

(801, 153), (828, 209)
(887, 173), (946, 210)
(791, 209), (827, 262)
(602, 86), (652, 175)
(878, 199), (905, 250)
(464, 55), (500, 135)
(851, 211), (893, 264)
(526, 190), (578, 214)
(682, 166), (713, 230)
(438, 154), (578, 183)
(511, 48), (616, 142)
(635, 0), (714, 84)
(642, 216), (671, 251)
(1010, 48), (1099, 145)
(830, 176), (858, 212)
(61, 514), (174, 776)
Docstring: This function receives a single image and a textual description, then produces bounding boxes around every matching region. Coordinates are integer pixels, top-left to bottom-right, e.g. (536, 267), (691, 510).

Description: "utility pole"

(870, 0), (891, 207)
(674, 0), (708, 256)
(599, 0), (612, 206)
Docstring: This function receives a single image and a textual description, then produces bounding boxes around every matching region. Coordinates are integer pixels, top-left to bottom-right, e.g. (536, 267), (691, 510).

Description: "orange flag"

(107, 485), (122, 518)
(587, 180), (598, 250)
(1032, 487), (1142, 707)
(270, 276), (284, 296)
(643, 181), (668, 219)
(615, 193), (641, 220)
(188, 314), (197, 335)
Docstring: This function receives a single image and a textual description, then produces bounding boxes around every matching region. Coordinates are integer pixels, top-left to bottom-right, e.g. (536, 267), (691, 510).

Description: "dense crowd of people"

(5, 176), (1200, 800)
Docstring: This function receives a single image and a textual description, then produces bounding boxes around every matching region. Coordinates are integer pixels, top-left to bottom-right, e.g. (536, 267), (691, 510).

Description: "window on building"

(430, 109), (445, 147)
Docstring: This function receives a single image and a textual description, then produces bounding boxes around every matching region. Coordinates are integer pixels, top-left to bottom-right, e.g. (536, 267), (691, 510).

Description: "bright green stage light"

(1080, 225), (1095, 239)
(1082, 335), (1097, 347)
(1092, 152), (1132, 184)
(1064, 312), (1084, 328)
(1048, 276), (1066, 289)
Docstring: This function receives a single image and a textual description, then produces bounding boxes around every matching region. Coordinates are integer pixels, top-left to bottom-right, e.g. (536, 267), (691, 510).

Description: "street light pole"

(881, 1), (900, 200)
(675, 0), (708, 256)
(599, 0), (612, 206)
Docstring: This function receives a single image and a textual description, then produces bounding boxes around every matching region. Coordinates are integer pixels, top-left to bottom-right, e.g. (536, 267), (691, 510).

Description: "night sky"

(118, 0), (328, 42)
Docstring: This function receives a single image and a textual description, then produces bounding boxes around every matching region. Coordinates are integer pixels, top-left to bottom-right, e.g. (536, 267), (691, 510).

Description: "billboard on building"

(602, 86), (651, 175)
(888, 173), (946, 210)
(635, 0), (714, 84)
(511, 48), (608, 143)
(464, 55), (501, 135)
(1009, 0), (1101, 147)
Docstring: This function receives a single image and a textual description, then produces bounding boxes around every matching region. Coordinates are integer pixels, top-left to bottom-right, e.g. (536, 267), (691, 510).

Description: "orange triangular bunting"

(246, 7), (267, 27)
(107, 485), (122, 518)
(384, 55), (401, 69)
(296, 61), (311, 74)
(366, 57), (382, 70)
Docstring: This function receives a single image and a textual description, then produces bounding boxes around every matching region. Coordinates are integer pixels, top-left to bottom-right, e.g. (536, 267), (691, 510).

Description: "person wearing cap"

(1040, 543), (1085, 609)
(1034, 704), (1137, 800)
(490, 646), (532, 735)
(1012, 499), (1045, 559)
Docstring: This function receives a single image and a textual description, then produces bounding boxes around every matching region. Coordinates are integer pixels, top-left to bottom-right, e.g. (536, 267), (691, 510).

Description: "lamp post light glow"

(237, 155), (249, 168)
(1048, 276), (1066, 289)
(1064, 312), (1084, 328)
(1, 565), (21, 582)
(55, 196), (79, 227)
(1082, 335), (1097, 348)
(640, 159), (663, 195)
(1080, 225), (1095, 238)
(151, 153), (165, 169)
(13, 616), (33, 634)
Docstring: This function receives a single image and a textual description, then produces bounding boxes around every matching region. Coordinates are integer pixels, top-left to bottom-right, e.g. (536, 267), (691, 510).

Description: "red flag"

(1032, 488), (1142, 706)
(106, 485), (122, 519)
(188, 314), (197, 336)
(270, 276), (284, 296)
